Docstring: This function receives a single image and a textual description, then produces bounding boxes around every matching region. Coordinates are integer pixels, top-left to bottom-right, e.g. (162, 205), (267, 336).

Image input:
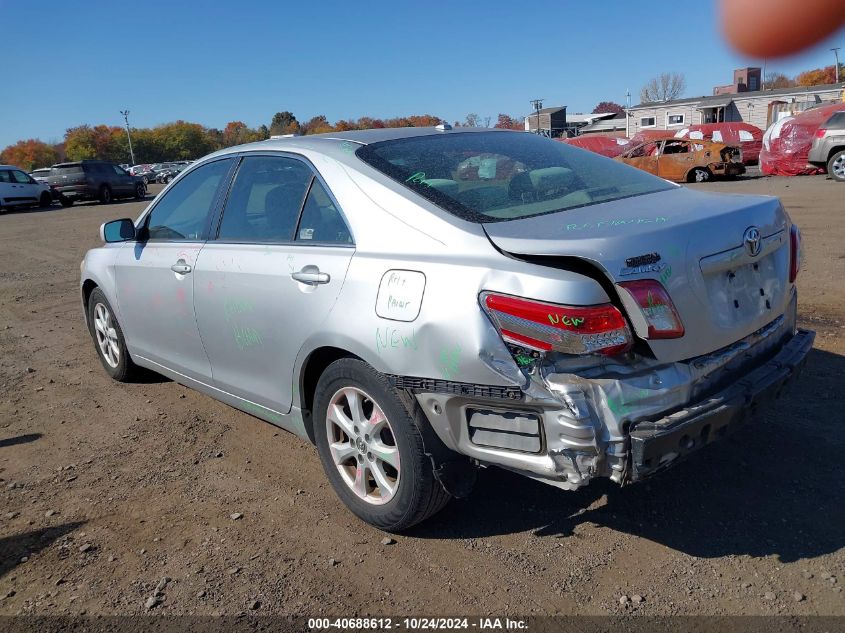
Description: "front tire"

(688, 167), (712, 183)
(135, 182), (146, 199)
(313, 359), (451, 531)
(88, 288), (138, 382)
(827, 150), (845, 182)
(59, 196), (73, 208)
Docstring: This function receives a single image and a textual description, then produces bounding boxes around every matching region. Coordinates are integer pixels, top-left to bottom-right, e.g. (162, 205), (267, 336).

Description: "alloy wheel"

(325, 386), (400, 505)
(832, 155), (845, 180)
(93, 302), (120, 368)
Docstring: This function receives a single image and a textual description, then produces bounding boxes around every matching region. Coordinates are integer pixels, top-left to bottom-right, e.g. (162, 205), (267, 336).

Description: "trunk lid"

(483, 187), (791, 362)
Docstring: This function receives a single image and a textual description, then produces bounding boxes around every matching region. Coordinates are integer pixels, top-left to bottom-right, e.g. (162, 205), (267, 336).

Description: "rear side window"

(0, 170), (11, 183)
(217, 156), (312, 242)
(144, 159), (232, 241)
(51, 165), (83, 176)
(357, 132), (673, 223)
(297, 179), (352, 244)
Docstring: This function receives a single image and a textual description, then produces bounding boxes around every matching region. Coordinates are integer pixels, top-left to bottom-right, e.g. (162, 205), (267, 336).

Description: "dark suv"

(808, 111), (845, 182)
(48, 160), (146, 206)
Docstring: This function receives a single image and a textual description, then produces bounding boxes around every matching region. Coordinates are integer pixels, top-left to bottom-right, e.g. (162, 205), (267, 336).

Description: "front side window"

(626, 142), (660, 158)
(661, 140), (690, 155)
(144, 158), (232, 241)
(112, 165), (127, 176)
(357, 132), (673, 223)
(11, 170), (33, 184)
(217, 156), (312, 242)
(296, 179), (352, 244)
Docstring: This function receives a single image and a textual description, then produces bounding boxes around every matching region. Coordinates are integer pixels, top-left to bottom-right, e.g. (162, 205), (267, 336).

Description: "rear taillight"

(617, 280), (685, 339)
(789, 224), (801, 283)
(815, 128), (827, 139)
(480, 292), (632, 356)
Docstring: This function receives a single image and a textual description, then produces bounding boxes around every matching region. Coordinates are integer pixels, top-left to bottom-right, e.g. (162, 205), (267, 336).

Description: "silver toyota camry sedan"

(81, 127), (814, 530)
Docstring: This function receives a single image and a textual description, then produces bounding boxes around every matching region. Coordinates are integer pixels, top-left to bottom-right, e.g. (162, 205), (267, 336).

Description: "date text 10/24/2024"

(307, 617), (528, 630)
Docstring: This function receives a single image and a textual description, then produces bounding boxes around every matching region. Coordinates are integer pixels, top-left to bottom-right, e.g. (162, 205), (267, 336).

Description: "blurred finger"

(720, 0), (845, 58)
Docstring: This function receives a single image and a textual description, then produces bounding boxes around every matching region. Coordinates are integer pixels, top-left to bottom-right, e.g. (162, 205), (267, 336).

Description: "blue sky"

(2, 0), (843, 149)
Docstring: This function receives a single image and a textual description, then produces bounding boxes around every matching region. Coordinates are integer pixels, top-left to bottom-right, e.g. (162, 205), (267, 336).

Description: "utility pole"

(530, 99), (544, 135)
(625, 90), (631, 137)
(120, 110), (136, 165)
(833, 48), (841, 84)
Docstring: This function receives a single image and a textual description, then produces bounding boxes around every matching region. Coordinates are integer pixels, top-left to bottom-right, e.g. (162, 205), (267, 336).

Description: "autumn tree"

(494, 114), (523, 130)
(592, 101), (625, 115)
(640, 72), (686, 102)
(64, 125), (126, 162)
(0, 139), (59, 170)
(269, 111), (299, 136)
(300, 115), (334, 135)
(221, 121), (264, 147)
(796, 64), (843, 86)
(356, 117), (385, 129)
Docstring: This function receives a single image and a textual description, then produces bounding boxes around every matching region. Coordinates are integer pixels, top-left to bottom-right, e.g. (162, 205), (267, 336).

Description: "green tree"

(64, 126), (98, 161)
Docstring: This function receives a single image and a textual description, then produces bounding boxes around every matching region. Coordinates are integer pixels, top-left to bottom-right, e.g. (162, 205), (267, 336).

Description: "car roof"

(207, 126), (518, 161)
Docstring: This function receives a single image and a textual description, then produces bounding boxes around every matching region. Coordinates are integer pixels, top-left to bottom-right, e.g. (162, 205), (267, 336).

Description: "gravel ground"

(0, 176), (843, 617)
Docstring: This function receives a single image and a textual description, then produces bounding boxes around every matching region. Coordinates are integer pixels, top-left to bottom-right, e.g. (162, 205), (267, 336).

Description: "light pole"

(120, 110), (136, 165)
(625, 90), (631, 137)
(530, 99), (544, 135)
(833, 48), (841, 84)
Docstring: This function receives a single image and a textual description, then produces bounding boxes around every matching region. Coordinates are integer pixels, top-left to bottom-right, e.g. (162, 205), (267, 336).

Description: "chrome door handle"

(291, 268), (330, 285)
(171, 261), (192, 274)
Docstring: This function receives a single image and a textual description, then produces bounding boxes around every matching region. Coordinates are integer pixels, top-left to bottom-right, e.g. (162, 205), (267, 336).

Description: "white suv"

(0, 165), (54, 211)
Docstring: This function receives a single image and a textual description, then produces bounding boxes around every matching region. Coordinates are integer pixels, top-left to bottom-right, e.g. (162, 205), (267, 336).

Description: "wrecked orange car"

(615, 137), (745, 183)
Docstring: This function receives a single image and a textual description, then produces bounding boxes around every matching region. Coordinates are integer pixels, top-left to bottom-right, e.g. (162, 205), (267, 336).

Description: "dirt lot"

(0, 175), (843, 618)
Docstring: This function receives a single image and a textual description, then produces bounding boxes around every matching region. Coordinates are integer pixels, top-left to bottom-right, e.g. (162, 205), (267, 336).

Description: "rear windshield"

(356, 131), (674, 223)
(824, 112), (845, 129)
(51, 165), (84, 175)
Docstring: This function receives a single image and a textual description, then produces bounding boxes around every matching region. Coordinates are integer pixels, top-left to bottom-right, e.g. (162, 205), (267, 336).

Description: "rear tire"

(688, 167), (712, 183)
(99, 185), (112, 204)
(87, 288), (138, 382)
(39, 192), (52, 208)
(313, 358), (451, 531)
(827, 150), (845, 182)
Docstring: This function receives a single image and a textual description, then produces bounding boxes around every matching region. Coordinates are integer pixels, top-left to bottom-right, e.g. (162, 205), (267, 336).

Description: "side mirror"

(100, 218), (136, 243)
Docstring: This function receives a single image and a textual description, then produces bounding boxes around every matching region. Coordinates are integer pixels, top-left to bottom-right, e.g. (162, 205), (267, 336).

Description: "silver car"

(81, 127), (814, 530)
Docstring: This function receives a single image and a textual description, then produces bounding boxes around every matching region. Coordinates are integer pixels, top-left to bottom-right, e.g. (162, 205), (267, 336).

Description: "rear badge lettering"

(620, 262), (667, 277)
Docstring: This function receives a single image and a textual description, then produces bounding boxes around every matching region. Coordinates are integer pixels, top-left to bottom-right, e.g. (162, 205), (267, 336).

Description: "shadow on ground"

(411, 348), (845, 563)
(0, 521), (85, 579)
(0, 433), (42, 448)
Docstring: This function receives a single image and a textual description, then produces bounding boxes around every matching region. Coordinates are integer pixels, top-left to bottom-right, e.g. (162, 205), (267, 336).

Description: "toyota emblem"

(743, 226), (762, 257)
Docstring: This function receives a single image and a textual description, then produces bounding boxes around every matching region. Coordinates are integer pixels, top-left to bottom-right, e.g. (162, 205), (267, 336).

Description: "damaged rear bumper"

(629, 328), (814, 480)
(414, 312), (814, 491)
